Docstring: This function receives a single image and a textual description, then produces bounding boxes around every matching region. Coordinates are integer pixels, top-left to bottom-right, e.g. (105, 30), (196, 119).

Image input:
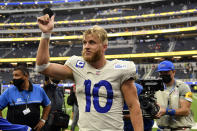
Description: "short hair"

(83, 25), (108, 45)
(14, 66), (29, 76)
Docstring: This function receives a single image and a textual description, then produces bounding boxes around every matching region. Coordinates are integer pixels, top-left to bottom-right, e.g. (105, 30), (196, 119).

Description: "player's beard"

(82, 48), (102, 63)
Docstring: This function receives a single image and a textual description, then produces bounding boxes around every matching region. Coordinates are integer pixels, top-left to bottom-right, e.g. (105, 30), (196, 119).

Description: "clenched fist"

(37, 14), (55, 33)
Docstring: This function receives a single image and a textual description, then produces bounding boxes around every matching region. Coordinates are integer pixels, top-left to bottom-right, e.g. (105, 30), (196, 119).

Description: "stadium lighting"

(10, 63), (17, 66)
(26, 62), (33, 65)
(0, 0), (90, 6)
(154, 57), (162, 60)
(173, 56), (181, 59)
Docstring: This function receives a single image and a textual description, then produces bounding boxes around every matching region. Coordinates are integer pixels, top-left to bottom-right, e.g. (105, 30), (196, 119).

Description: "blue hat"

(157, 60), (175, 72)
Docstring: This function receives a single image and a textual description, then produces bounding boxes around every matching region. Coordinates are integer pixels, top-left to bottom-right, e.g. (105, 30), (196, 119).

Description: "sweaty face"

(82, 34), (104, 63)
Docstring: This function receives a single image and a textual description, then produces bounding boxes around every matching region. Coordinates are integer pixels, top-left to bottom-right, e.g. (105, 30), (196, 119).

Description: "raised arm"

(121, 79), (144, 131)
(36, 14), (73, 80)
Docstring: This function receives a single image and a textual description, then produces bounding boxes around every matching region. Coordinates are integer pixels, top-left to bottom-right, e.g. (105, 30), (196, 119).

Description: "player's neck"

(89, 57), (107, 69)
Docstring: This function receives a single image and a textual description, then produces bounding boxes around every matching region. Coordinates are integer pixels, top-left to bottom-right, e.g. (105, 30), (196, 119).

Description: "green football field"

(2, 93), (197, 131)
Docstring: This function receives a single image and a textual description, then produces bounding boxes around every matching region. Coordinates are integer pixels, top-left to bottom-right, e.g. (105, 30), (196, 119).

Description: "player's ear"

(103, 43), (108, 51)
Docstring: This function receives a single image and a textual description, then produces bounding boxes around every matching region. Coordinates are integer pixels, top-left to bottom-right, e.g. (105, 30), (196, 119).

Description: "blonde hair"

(83, 25), (108, 45)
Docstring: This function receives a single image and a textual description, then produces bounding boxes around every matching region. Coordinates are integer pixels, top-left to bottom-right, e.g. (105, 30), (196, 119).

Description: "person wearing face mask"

(155, 60), (194, 131)
(42, 76), (65, 131)
(0, 66), (51, 131)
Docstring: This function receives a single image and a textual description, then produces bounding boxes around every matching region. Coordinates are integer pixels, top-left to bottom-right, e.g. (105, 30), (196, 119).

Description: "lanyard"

(164, 82), (176, 108)
(20, 92), (30, 109)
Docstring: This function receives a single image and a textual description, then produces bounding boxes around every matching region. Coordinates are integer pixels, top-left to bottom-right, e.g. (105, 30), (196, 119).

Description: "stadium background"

(0, 0), (197, 130)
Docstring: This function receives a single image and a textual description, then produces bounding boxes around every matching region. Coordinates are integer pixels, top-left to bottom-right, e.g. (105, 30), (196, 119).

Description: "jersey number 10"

(84, 80), (114, 113)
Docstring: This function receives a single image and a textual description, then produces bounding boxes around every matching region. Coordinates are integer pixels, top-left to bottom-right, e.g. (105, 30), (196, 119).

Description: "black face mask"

(160, 74), (172, 84)
(13, 78), (24, 88)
